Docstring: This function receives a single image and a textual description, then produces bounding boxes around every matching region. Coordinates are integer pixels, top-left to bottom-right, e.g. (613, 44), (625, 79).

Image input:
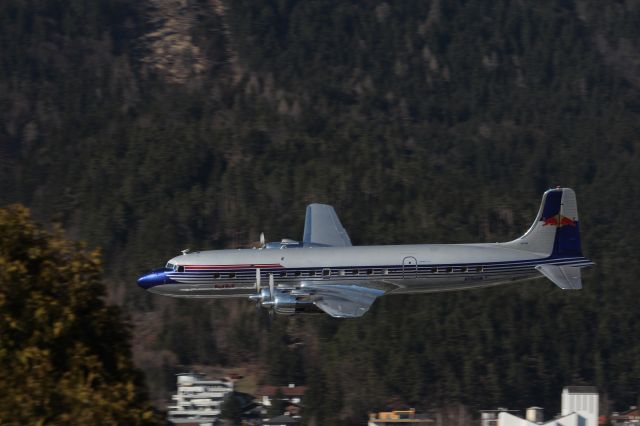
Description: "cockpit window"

(166, 263), (175, 270)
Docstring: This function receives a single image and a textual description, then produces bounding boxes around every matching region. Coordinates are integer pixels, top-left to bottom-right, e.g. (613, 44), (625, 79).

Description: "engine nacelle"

(265, 290), (323, 315)
(264, 238), (303, 249)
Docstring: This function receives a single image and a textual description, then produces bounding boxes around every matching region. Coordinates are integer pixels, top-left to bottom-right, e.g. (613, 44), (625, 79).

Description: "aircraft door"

(402, 256), (418, 279)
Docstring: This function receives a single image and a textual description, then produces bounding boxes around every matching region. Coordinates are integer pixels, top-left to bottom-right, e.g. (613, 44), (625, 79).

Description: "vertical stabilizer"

(504, 188), (582, 257)
(303, 204), (352, 247)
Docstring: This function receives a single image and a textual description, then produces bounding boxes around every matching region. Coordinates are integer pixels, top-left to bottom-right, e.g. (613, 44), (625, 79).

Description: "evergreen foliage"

(220, 393), (244, 423)
(268, 388), (288, 418)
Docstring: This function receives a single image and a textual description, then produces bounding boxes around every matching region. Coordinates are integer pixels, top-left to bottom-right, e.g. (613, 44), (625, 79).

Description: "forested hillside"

(2, 0), (640, 424)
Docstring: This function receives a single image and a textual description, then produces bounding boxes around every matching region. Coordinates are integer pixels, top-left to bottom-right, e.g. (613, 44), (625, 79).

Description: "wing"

(303, 204), (352, 247)
(301, 282), (387, 318)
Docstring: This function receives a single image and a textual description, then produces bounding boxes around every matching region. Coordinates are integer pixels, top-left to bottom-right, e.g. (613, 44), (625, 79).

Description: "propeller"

(255, 268), (261, 293)
(250, 268), (262, 306)
(265, 273), (276, 323)
(259, 232), (266, 248)
(269, 273), (274, 298)
(262, 274), (275, 307)
(249, 269), (275, 326)
(249, 269), (274, 307)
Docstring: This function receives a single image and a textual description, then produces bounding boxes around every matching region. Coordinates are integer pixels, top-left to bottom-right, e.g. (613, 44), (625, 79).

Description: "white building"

(480, 408), (520, 426)
(496, 386), (598, 426)
(561, 386), (599, 426)
(167, 373), (233, 426)
(499, 411), (582, 426)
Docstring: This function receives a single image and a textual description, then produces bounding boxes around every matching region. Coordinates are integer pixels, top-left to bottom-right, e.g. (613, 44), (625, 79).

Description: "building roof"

(369, 409), (434, 424)
(564, 386), (598, 394)
(611, 407), (640, 420)
(256, 385), (307, 397)
(499, 411), (580, 425)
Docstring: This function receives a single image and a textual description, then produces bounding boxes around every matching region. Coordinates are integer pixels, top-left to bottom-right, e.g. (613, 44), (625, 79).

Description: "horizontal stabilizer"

(535, 264), (582, 290)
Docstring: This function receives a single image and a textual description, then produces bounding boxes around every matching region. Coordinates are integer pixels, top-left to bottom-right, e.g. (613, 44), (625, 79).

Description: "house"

(167, 373), (233, 426)
(561, 386), (599, 426)
(499, 411), (584, 426)
(493, 386), (599, 426)
(480, 408), (520, 426)
(611, 407), (640, 426)
(368, 408), (433, 425)
(256, 384), (307, 408)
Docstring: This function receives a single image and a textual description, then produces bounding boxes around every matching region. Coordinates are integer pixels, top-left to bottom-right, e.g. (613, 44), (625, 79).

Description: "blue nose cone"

(137, 268), (173, 289)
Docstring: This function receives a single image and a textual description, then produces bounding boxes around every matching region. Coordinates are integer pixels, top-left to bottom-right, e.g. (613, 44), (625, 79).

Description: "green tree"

(220, 392), (244, 424)
(0, 205), (159, 425)
(267, 388), (287, 417)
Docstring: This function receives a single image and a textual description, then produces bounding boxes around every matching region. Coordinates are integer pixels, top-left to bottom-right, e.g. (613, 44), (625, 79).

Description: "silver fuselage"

(146, 243), (591, 298)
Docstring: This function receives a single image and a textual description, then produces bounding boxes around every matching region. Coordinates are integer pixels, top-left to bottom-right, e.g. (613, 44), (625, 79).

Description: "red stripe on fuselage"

(183, 263), (283, 270)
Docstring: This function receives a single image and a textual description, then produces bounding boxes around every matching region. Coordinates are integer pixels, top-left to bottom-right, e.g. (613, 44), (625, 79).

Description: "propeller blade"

(269, 273), (274, 301)
(255, 268), (261, 292)
(260, 232), (265, 247)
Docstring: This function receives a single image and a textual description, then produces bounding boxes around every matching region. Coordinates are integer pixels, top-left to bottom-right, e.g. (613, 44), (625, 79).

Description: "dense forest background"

(1, 0), (640, 424)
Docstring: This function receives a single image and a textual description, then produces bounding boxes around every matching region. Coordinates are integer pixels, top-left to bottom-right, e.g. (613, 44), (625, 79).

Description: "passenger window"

(323, 268), (331, 276)
(476, 266), (484, 272)
(177, 265), (185, 273)
(228, 273), (236, 279)
(213, 273), (220, 279)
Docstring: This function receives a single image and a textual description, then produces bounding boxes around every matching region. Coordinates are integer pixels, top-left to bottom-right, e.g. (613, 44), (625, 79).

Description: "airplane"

(137, 187), (593, 318)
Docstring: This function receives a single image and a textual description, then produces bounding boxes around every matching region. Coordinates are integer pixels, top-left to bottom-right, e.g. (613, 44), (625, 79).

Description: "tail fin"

(504, 187), (582, 258)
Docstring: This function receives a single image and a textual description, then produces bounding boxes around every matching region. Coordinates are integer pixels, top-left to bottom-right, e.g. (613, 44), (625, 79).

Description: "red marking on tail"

(542, 214), (576, 227)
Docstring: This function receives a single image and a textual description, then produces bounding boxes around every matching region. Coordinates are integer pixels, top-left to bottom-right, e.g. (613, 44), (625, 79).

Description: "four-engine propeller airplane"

(137, 187), (593, 318)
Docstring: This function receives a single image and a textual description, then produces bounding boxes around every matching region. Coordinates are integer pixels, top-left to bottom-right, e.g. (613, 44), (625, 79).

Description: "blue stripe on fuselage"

(163, 256), (592, 285)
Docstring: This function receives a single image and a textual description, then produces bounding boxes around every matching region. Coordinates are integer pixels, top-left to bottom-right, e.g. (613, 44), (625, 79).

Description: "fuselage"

(138, 243), (592, 298)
